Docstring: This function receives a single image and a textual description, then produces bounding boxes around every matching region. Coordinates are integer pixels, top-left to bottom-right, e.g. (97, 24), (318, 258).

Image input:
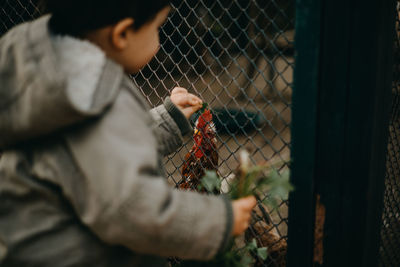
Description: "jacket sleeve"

(149, 97), (193, 156)
(60, 89), (232, 260)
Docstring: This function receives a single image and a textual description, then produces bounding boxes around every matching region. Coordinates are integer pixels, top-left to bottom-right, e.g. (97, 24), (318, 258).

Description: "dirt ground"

(135, 53), (293, 236)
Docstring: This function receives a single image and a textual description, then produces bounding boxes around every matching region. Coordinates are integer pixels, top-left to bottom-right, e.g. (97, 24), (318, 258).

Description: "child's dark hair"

(43, 0), (170, 37)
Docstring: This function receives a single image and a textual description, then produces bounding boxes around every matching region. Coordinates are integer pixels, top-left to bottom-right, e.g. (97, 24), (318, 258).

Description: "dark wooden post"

(286, 0), (322, 265)
(287, 0), (396, 266)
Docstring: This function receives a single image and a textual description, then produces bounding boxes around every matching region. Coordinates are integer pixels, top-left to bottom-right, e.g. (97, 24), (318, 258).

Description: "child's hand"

(170, 87), (203, 119)
(231, 196), (257, 236)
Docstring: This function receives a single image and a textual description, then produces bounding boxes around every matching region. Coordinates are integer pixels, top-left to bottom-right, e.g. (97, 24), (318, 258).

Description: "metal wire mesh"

(0, 0), (41, 35)
(136, 1), (294, 265)
(0, 0), (294, 265)
(379, 2), (400, 266)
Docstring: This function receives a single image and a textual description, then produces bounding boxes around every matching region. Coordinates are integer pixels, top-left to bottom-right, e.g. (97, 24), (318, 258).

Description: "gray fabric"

(0, 15), (124, 150)
(163, 96), (193, 137)
(64, 84), (228, 259)
(218, 195), (234, 254)
(0, 15), (232, 266)
(149, 96), (190, 156)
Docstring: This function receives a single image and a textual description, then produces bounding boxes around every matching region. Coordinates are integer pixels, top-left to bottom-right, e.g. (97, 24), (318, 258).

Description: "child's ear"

(110, 18), (134, 50)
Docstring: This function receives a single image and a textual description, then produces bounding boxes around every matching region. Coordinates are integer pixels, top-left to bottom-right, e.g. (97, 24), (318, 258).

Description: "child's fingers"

(171, 87), (188, 94)
(175, 94), (202, 106)
(169, 89), (202, 118)
(232, 198), (254, 236)
(239, 196), (257, 211)
(241, 221), (250, 232)
(170, 89), (202, 107)
(188, 94), (202, 106)
(182, 103), (202, 115)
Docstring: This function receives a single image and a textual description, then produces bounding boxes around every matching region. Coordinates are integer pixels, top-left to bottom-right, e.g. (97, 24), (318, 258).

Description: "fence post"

(286, 0), (322, 265)
(288, 0), (396, 266)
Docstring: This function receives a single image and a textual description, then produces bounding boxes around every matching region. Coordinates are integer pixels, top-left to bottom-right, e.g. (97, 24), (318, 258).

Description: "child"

(0, 0), (257, 266)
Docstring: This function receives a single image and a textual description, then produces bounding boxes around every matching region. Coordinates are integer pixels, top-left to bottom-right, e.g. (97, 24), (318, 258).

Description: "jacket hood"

(0, 15), (124, 149)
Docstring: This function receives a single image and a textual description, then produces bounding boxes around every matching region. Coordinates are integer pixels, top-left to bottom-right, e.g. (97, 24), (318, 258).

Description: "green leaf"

(263, 197), (278, 209)
(256, 247), (268, 260)
(191, 161), (294, 267)
(239, 254), (253, 267)
(247, 238), (258, 251)
(198, 102), (209, 114)
(247, 165), (268, 174)
(201, 170), (221, 192)
(267, 169), (293, 200)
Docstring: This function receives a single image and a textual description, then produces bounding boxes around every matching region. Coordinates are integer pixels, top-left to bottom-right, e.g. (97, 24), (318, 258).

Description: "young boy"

(0, 0), (256, 266)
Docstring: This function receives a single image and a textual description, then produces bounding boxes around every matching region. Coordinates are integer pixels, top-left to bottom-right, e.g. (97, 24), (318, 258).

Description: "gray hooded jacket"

(0, 16), (232, 267)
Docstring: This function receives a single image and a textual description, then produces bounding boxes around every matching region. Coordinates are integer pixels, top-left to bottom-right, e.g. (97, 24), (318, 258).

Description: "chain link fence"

(0, 0), (295, 266)
(136, 1), (294, 265)
(379, 2), (400, 266)
(0, 0), (41, 34)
